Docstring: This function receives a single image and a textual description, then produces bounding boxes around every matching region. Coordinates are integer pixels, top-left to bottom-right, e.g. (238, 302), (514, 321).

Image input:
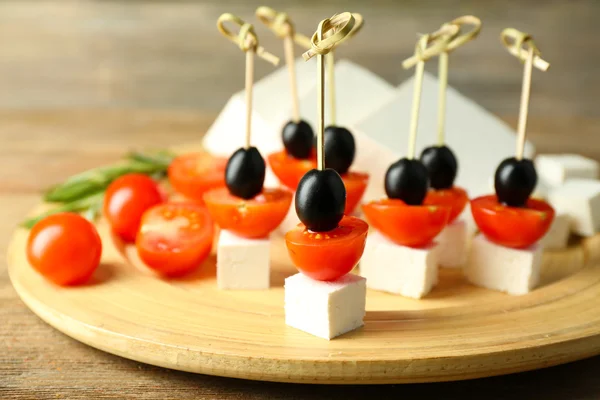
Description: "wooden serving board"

(8, 202), (600, 384)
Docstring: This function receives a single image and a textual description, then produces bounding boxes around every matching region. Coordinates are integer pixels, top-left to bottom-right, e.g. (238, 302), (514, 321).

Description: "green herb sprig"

(22, 151), (175, 229)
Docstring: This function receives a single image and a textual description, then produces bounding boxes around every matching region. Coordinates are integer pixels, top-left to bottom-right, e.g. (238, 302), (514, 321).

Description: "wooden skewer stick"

(500, 28), (549, 160)
(516, 47), (534, 160)
(407, 35), (429, 160)
(245, 47), (255, 148)
(402, 27), (459, 159)
(256, 7), (311, 123)
(324, 13), (363, 127)
(217, 13), (279, 149)
(303, 13), (356, 171)
(435, 16), (482, 146)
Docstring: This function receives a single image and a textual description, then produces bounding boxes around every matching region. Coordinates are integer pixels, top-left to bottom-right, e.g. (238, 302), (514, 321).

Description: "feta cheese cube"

(548, 179), (600, 237)
(436, 219), (469, 268)
(285, 273), (366, 340)
(465, 234), (541, 295)
(217, 230), (270, 290)
(360, 231), (439, 299)
(536, 154), (599, 187)
(540, 213), (570, 250)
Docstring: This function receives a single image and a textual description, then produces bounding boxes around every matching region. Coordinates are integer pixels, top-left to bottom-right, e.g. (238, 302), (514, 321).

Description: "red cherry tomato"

(268, 150), (367, 215)
(362, 199), (451, 247)
(471, 195), (555, 248)
(168, 153), (227, 203)
(285, 216), (368, 281)
(267, 150), (315, 190)
(103, 174), (163, 243)
(203, 187), (292, 238)
(27, 213), (102, 286)
(343, 172), (369, 215)
(136, 203), (214, 277)
(423, 186), (469, 224)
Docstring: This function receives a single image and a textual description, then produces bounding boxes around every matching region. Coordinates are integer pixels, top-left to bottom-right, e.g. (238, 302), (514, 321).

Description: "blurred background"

(3, 0), (598, 194)
(1, 1), (597, 119)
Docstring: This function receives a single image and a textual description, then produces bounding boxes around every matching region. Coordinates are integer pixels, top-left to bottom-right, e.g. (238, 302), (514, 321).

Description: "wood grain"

(7, 198), (600, 384)
(2, 0), (600, 398)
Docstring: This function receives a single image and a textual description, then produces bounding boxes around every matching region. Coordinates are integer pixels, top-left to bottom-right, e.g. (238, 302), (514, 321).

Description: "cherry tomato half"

(27, 213), (102, 286)
(343, 172), (369, 215)
(103, 174), (163, 243)
(267, 150), (314, 190)
(136, 203), (214, 277)
(471, 195), (555, 248)
(168, 153), (227, 203)
(423, 186), (469, 224)
(285, 216), (368, 281)
(362, 199), (451, 247)
(268, 150), (367, 215)
(203, 187), (292, 238)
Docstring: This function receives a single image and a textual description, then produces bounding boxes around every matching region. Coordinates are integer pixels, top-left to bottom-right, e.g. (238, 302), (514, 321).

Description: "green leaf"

(22, 192), (105, 229)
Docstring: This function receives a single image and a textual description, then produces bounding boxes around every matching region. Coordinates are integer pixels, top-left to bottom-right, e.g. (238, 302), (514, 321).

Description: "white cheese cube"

(436, 219), (469, 268)
(548, 179), (600, 237)
(536, 154), (599, 187)
(360, 231), (439, 299)
(284, 273), (366, 340)
(217, 230), (270, 290)
(465, 234), (541, 295)
(540, 213), (570, 250)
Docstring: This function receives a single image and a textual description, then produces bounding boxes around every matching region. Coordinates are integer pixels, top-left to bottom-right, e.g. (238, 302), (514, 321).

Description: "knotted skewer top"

(302, 12), (360, 60)
(255, 6), (312, 49)
(217, 13), (280, 65)
(501, 28), (549, 71)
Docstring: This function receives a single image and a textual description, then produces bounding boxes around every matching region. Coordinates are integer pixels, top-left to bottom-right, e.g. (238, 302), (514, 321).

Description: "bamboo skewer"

(217, 13), (279, 149)
(303, 13), (356, 171)
(500, 28), (549, 160)
(402, 26), (459, 159)
(256, 7), (313, 124)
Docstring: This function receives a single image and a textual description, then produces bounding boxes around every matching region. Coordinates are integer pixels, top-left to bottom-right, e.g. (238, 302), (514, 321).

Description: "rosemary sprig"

(23, 150), (175, 229)
(22, 192), (105, 229)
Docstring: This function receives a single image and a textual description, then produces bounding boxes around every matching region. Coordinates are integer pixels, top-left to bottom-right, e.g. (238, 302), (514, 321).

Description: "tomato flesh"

(103, 174), (163, 243)
(168, 153), (227, 203)
(136, 203), (214, 277)
(204, 187), (293, 238)
(27, 213), (102, 286)
(423, 186), (469, 224)
(285, 216), (368, 281)
(268, 150), (367, 215)
(362, 199), (450, 247)
(343, 172), (369, 215)
(267, 150), (315, 190)
(471, 195), (555, 248)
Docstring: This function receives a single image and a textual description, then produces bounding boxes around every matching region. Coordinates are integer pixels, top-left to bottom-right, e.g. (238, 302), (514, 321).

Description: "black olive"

(282, 120), (314, 159)
(420, 145), (458, 189)
(494, 157), (537, 207)
(295, 169), (346, 232)
(225, 147), (265, 200)
(384, 158), (429, 205)
(320, 125), (355, 175)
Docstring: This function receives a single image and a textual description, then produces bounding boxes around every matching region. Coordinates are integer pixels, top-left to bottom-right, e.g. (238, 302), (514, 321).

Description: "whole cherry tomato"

(103, 174), (163, 243)
(362, 199), (450, 247)
(424, 186), (469, 224)
(136, 203), (214, 277)
(203, 187), (292, 238)
(285, 216), (368, 281)
(168, 153), (227, 203)
(27, 213), (102, 286)
(471, 195), (555, 248)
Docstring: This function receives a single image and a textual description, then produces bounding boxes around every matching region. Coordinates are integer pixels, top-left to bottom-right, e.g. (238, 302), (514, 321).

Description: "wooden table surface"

(1, 1), (600, 398)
